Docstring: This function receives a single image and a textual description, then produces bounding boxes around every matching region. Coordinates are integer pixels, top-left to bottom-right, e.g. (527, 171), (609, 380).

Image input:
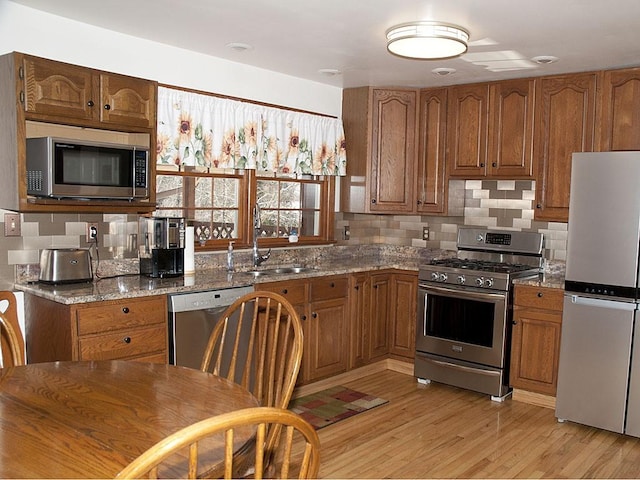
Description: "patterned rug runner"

(289, 385), (388, 430)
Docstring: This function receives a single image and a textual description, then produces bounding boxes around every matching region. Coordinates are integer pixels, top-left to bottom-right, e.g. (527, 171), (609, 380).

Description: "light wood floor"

(315, 369), (640, 478)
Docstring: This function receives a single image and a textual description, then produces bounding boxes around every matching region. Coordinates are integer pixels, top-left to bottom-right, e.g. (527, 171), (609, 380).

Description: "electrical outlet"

(422, 226), (430, 240)
(4, 213), (20, 236)
(343, 226), (350, 240)
(86, 223), (98, 242)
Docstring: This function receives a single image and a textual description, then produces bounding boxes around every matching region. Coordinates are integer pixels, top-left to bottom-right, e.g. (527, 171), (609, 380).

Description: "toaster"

(39, 248), (93, 284)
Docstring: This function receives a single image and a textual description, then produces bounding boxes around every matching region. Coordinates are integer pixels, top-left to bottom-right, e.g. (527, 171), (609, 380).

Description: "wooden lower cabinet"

(260, 269), (419, 385)
(258, 275), (349, 384)
(25, 294), (168, 363)
(510, 285), (564, 396)
(389, 271), (418, 359)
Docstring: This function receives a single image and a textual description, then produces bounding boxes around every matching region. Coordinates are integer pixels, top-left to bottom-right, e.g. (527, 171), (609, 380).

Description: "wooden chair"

(200, 291), (304, 411)
(115, 406), (321, 479)
(0, 291), (25, 367)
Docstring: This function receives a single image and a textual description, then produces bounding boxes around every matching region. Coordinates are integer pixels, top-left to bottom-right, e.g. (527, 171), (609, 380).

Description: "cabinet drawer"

(310, 276), (348, 301)
(78, 324), (166, 361)
(514, 285), (564, 311)
(75, 296), (166, 335)
(258, 282), (307, 305)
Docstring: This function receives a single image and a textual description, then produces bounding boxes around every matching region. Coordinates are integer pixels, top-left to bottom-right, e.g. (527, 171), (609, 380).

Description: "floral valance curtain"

(157, 86), (347, 176)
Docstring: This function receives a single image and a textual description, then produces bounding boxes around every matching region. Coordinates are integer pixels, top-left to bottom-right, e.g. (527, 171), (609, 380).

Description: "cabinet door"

(370, 89), (417, 212)
(369, 272), (391, 360)
(99, 73), (156, 128)
(306, 297), (349, 382)
(533, 73), (597, 222)
(22, 55), (97, 121)
(416, 88), (448, 214)
(597, 68), (640, 151)
(510, 307), (562, 395)
(447, 83), (489, 177)
(389, 272), (417, 359)
(348, 272), (369, 368)
(487, 79), (535, 178)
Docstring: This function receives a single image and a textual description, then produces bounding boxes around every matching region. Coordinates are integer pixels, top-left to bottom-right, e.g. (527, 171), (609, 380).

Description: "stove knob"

(457, 275), (466, 285)
(475, 277), (484, 287)
(485, 278), (494, 287)
(439, 273), (448, 282)
(431, 272), (439, 281)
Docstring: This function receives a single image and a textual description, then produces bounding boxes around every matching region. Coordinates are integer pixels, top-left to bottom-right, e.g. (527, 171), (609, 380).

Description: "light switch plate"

(4, 213), (21, 236)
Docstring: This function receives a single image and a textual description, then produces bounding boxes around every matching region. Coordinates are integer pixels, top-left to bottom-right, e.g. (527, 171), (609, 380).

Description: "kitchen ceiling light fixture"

(386, 21), (469, 60)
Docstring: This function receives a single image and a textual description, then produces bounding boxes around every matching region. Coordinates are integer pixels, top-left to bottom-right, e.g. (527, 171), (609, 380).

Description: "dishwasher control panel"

(168, 285), (253, 313)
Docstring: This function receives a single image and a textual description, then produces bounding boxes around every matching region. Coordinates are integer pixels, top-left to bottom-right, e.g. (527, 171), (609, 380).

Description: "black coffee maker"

(139, 217), (185, 278)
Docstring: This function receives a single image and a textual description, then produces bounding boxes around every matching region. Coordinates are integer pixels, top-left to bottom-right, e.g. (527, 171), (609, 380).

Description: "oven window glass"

(426, 295), (495, 347)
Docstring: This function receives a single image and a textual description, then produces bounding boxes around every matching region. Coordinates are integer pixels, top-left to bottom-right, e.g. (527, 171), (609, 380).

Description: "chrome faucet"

(252, 204), (271, 268)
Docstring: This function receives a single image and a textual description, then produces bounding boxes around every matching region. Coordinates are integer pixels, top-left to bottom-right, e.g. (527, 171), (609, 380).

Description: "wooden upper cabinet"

(21, 54), (156, 130)
(487, 79), (535, 177)
(533, 73), (597, 222)
(99, 73), (156, 129)
(597, 67), (640, 151)
(417, 88), (448, 214)
(370, 89), (417, 212)
(341, 87), (418, 214)
(447, 83), (489, 177)
(22, 56), (96, 122)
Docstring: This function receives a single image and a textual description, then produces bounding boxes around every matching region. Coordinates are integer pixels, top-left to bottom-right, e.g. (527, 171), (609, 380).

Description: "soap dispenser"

(227, 241), (235, 272)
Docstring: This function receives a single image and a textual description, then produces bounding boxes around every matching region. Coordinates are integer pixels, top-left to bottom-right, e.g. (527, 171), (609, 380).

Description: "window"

(155, 167), (334, 249)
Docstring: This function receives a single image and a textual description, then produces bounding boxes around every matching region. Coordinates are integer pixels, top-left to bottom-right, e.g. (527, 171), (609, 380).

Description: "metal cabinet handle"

(330, 282), (335, 288)
(354, 285), (359, 291)
(371, 199), (377, 204)
(122, 307), (130, 314)
(480, 163), (485, 167)
(87, 100), (94, 107)
(537, 292), (543, 298)
(311, 312), (318, 319)
(123, 336), (131, 344)
(104, 104), (111, 110)
(301, 315), (307, 321)
(282, 289), (288, 294)
(536, 203), (542, 209)
(492, 162), (497, 167)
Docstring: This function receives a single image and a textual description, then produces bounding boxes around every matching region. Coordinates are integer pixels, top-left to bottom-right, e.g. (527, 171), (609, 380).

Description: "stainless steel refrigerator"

(556, 151), (640, 436)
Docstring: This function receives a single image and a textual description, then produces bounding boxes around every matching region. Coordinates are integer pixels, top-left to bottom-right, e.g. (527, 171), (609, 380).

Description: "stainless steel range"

(415, 227), (544, 401)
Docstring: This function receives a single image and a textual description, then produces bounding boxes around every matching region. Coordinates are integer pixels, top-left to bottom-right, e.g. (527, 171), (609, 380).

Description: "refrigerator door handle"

(566, 294), (638, 311)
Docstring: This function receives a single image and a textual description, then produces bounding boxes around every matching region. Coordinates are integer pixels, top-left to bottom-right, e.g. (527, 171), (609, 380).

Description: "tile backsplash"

(0, 179), (567, 288)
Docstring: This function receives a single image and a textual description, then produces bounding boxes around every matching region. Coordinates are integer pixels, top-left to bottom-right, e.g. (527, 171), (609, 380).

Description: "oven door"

(416, 283), (509, 368)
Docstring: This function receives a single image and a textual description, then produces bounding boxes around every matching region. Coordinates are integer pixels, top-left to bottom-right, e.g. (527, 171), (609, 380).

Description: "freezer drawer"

(555, 294), (635, 434)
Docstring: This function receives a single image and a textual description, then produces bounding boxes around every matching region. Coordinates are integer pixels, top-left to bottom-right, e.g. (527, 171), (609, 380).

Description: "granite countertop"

(14, 256), (424, 305)
(513, 271), (565, 290)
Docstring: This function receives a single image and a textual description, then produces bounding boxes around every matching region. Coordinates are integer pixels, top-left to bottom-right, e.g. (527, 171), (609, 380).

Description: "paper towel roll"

(184, 226), (195, 274)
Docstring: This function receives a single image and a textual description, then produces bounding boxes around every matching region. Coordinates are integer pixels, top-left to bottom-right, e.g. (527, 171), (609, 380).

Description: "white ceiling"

(9, 0), (640, 89)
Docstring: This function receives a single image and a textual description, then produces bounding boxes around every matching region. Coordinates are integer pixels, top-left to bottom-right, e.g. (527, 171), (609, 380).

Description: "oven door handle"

(430, 357), (501, 378)
(419, 284), (506, 302)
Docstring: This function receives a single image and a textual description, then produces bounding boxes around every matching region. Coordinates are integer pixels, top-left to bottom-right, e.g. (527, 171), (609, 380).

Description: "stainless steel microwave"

(26, 137), (150, 200)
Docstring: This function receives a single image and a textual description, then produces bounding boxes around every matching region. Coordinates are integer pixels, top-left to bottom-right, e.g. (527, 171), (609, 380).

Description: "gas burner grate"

(429, 258), (535, 274)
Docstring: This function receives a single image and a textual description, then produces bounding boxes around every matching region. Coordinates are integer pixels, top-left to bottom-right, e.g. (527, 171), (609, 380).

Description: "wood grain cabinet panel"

(447, 83), (489, 177)
(510, 285), (564, 396)
(368, 272), (392, 361)
(533, 73), (597, 222)
(487, 79), (535, 177)
(597, 67), (640, 151)
(341, 87), (418, 214)
(416, 88), (448, 214)
(258, 275), (348, 384)
(99, 72), (156, 129)
(348, 272), (369, 369)
(389, 271), (418, 359)
(25, 294), (168, 364)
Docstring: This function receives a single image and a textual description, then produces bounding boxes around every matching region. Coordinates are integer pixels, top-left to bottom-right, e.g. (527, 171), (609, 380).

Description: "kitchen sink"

(245, 266), (314, 277)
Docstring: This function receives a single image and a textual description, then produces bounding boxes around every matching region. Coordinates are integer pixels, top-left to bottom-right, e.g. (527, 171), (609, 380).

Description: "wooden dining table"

(0, 360), (259, 478)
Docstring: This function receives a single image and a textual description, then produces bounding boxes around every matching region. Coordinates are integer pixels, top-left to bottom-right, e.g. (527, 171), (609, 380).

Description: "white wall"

(0, 0), (343, 116)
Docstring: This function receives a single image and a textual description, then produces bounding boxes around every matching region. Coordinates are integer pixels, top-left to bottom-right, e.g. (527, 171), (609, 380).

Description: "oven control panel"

(422, 269), (508, 291)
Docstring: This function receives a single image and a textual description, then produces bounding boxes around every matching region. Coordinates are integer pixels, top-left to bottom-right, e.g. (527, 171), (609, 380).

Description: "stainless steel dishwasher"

(168, 285), (254, 369)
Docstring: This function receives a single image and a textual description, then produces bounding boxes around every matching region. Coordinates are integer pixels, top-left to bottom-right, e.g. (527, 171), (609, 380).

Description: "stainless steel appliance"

(139, 217), (185, 278)
(26, 137), (149, 200)
(167, 285), (253, 369)
(38, 248), (92, 284)
(415, 227), (544, 401)
(556, 151), (640, 437)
